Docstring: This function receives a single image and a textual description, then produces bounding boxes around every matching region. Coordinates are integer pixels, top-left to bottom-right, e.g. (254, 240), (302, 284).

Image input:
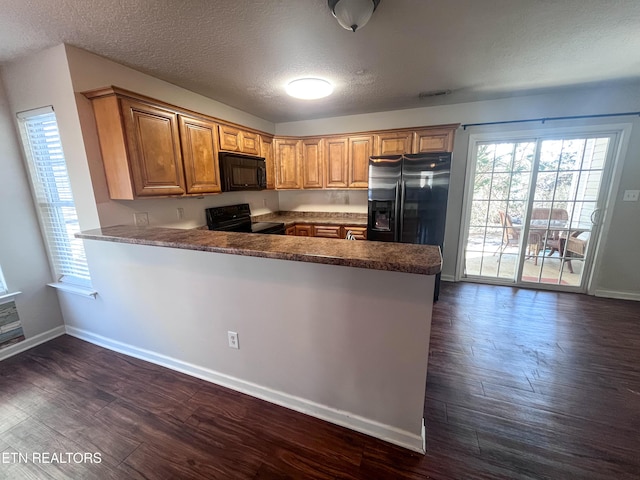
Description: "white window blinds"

(18, 107), (92, 286)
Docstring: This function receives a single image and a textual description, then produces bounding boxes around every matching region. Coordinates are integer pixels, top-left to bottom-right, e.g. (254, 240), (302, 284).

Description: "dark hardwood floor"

(1, 282), (639, 479)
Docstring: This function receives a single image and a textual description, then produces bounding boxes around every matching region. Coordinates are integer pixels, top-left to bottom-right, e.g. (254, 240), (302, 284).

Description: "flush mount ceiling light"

(328, 0), (381, 32)
(286, 78), (334, 99)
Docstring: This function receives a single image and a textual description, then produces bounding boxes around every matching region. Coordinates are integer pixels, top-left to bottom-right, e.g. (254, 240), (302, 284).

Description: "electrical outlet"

(262, 198), (267, 207)
(176, 207), (184, 220)
(623, 190), (639, 202)
(134, 212), (149, 226)
(227, 331), (239, 349)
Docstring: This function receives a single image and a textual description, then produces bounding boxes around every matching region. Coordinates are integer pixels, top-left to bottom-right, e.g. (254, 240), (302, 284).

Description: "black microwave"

(219, 152), (266, 191)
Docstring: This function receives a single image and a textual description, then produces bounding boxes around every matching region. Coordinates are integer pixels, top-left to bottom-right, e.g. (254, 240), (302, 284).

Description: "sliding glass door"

(461, 130), (615, 291)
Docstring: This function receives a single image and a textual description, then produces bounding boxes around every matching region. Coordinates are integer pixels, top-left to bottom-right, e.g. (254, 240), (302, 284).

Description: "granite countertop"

(253, 211), (368, 227)
(77, 226), (442, 275)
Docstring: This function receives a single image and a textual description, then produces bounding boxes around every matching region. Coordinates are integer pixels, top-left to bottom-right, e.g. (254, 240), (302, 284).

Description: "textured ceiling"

(1, 0), (639, 122)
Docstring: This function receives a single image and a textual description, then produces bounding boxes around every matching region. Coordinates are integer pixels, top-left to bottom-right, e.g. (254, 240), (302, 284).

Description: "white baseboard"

(440, 274), (455, 282)
(593, 289), (640, 301)
(65, 325), (425, 454)
(0, 325), (66, 361)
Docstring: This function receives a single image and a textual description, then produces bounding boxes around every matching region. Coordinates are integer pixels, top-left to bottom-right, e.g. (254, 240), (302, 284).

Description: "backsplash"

(96, 190), (280, 229)
(278, 190), (368, 213)
(94, 189), (367, 230)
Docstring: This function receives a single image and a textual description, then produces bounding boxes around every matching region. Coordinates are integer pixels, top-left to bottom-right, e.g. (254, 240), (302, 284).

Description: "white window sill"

(48, 282), (98, 299)
(0, 291), (22, 304)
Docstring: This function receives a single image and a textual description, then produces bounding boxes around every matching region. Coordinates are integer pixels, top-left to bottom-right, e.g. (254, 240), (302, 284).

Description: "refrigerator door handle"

(399, 179), (406, 242)
(394, 180), (401, 242)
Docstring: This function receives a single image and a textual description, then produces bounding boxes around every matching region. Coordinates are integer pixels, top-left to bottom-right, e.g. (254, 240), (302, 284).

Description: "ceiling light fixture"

(328, 0), (381, 32)
(286, 78), (334, 100)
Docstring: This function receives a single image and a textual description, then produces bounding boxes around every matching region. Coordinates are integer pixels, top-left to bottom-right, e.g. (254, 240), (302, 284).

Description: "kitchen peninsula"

(75, 226), (440, 453)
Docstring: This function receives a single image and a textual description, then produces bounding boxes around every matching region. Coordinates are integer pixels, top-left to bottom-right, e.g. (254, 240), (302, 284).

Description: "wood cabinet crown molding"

(82, 86), (273, 139)
(82, 87), (459, 198)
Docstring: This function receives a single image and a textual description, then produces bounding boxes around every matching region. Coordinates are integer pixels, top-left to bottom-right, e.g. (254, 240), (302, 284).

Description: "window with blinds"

(18, 107), (92, 287)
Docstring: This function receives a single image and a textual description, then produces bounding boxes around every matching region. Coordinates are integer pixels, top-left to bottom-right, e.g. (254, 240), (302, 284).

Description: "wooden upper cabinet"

(120, 98), (186, 197)
(178, 115), (221, 195)
(324, 137), (349, 188)
(302, 138), (324, 189)
(375, 131), (412, 156)
(240, 131), (260, 155)
(260, 136), (275, 190)
(218, 124), (241, 151)
(85, 86), (459, 197)
(413, 127), (456, 153)
(218, 124), (260, 155)
(274, 138), (302, 189)
(348, 135), (373, 188)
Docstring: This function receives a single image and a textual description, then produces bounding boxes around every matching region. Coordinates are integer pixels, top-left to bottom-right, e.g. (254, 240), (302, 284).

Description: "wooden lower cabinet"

(288, 223), (367, 240)
(343, 226), (367, 240)
(294, 225), (314, 236)
(313, 225), (342, 238)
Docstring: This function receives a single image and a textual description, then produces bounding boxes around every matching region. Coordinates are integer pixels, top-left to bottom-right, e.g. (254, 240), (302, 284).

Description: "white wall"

(596, 121), (640, 297)
(0, 74), (64, 338)
(62, 239), (432, 450)
(275, 84), (640, 137)
(66, 45), (274, 134)
(278, 190), (367, 213)
(1, 45), (101, 231)
(277, 84), (640, 296)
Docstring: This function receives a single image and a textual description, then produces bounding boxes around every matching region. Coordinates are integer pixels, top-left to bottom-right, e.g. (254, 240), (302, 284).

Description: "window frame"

(456, 121), (632, 296)
(0, 265), (7, 296)
(17, 106), (96, 297)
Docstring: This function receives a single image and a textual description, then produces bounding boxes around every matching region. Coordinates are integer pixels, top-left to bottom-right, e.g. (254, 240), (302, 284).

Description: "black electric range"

(205, 204), (285, 235)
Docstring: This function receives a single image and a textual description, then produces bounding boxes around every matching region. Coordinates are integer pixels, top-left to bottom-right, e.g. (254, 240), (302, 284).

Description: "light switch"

(623, 190), (640, 202)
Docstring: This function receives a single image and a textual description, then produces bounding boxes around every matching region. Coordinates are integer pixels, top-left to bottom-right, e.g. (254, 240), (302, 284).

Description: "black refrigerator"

(367, 153), (451, 300)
